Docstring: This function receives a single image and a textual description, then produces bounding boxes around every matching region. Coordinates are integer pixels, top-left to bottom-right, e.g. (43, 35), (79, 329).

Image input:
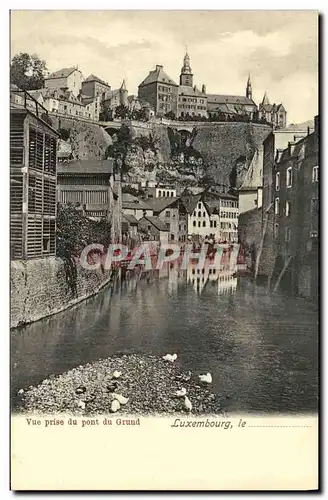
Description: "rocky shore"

(14, 354), (226, 416)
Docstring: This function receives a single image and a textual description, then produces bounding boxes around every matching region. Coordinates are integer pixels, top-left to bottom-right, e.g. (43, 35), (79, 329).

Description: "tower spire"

(262, 91), (270, 106)
(246, 73), (252, 100)
(180, 50), (193, 87)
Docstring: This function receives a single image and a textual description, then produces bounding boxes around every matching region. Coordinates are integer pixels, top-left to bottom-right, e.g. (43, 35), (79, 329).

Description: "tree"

(10, 53), (47, 90)
(105, 125), (133, 174)
(164, 111), (176, 120)
(114, 104), (129, 120)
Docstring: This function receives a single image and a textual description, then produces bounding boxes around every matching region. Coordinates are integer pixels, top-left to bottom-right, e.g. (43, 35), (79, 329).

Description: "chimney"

(156, 65), (163, 71)
(202, 84), (206, 94)
(275, 148), (284, 162)
(314, 115), (319, 135)
(288, 141), (296, 156)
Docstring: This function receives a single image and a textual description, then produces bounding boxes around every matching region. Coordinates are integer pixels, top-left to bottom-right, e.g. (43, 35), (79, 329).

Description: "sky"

(10, 10), (318, 124)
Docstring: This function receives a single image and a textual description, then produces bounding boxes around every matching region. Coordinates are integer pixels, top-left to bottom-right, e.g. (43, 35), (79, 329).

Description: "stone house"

(238, 145), (264, 214)
(138, 65), (179, 117)
(145, 197), (182, 241)
(45, 67), (83, 97)
(272, 116), (319, 297)
(138, 216), (169, 242)
(81, 74), (112, 102)
(122, 193), (153, 220)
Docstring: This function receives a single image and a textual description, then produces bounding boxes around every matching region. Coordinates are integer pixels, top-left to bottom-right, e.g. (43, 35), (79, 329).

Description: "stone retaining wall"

(10, 257), (113, 328)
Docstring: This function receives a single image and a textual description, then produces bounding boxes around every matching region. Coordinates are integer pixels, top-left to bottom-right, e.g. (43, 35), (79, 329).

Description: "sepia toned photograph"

(9, 9), (319, 490)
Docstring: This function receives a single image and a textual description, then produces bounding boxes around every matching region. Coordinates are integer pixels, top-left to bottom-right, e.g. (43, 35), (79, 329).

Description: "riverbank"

(14, 354), (225, 416)
(10, 257), (117, 329)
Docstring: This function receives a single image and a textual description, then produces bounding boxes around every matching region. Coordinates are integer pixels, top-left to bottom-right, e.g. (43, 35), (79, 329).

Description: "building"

(138, 65), (179, 117)
(57, 159), (115, 220)
(257, 127), (308, 279)
(146, 184), (177, 198)
(40, 88), (100, 121)
(10, 91), (59, 260)
(272, 115), (319, 297)
(138, 216), (169, 242)
(177, 53), (207, 119)
(81, 74), (112, 101)
(122, 214), (139, 241)
(181, 191), (238, 242)
(44, 67), (83, 97)
(101, 80), (129, 119)
(258, 92), (287, 129)
(145, 197), (183, 241)
(238, 145), (263, 214)
(207, 91), (258, 121)
(122, 193), (153, 220)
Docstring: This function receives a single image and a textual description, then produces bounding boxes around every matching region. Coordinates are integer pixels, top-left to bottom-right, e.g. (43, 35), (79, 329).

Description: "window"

(276, 172), (280, 191)
(285, 227), (291, 242)
(286, 167), (292, 188)
(193, 221), (196, 227)
(210, 221), (213, 228)
(165, 210), (170, 217)
(275, 197), (280, 215)
(311, 198), (319, 213)
(193, 211), (196, 216)
(286, 201), (291, 217)
(214, 220), (217, 228)
(158, 190), (162, 197)
(43, 237), (50, 252)
(203, 212), (205, 217)
(198, 203), (201, 209)
(312, 166), (318, 182)
(198, 221), (201, 227)
(171, 192), (174, 197)
(198, 211), (201, 217)
(203, 221), (206, 227)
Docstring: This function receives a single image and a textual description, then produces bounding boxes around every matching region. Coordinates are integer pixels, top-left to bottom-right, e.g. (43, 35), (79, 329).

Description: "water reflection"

(11, 260), (318, 414)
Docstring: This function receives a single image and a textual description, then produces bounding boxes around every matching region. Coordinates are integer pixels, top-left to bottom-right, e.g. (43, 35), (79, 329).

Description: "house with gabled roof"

(258, 92), (287, 128)
(82, 74), (112, 102)
(138, 64), (179, 117)
(138, 215), (169, 242)
(45, 67), (83, 97)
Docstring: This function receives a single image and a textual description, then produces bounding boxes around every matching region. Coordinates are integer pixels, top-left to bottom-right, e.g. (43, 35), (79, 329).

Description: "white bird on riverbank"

(112, 393), (129, 405)
(199, 373), (212, 384)
(112, 371), (122, 378)
(175, 388), (187, 397)
(184, 396), (192, 412)
(162, 353), (177, 362)
(111, 399), (121, 412)
(77, 400), (86, 410)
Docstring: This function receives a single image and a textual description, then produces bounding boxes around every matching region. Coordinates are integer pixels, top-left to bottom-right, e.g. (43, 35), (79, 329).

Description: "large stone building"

(177, 53), (207, 119)
(258, 92), (287, 129)
(138, 65), (179, 117)
(45, 67), (83, 97)
(138, 52), (287, 126)
(81, 74), (112, 102)
(272, 115), (319, 297)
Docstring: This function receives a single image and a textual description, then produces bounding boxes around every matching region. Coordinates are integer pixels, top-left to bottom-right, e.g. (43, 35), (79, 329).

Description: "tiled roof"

(207, 94), (257, 106)
(57, 159), (114, 175)
(145, 197), (179, 213)
(84, 74), (110, 87)
(46, 67), (78, 79)
(180, 194), (202, 214)
(140, 216), (169, 231)
(123, 214), (138, 225)
(122, 193), (152, 211)
(179, 85), (206, 97)
(139, 66), (178, 87)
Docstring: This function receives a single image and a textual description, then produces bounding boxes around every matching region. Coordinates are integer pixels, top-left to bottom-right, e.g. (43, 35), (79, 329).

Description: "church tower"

(119, 79), (128, 106)
(246, 74), (252, 100)
(180, 51), (193, 87)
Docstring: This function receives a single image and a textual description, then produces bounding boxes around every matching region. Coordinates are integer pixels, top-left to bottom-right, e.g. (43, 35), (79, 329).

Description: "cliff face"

(51, 115), (272, 187)
(50, 115), (112, 160)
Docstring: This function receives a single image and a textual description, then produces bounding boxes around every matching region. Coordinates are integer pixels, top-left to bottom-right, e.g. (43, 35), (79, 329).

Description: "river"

(11, 262), (318, 414)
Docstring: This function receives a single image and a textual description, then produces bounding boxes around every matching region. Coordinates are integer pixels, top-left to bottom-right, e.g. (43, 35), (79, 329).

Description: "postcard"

(10, 9), (319, 491)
